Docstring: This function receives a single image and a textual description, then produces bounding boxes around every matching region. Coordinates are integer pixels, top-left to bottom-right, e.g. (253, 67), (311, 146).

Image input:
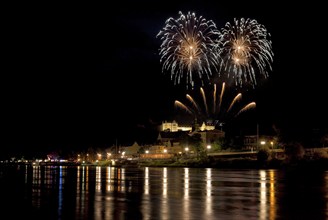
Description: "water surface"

(0, 165), (327, 219)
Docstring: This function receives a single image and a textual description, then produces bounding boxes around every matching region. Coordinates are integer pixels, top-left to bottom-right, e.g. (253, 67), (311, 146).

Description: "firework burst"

(174, 82), (256, 128)
(217, 18), (273, 87)
(157, 11), (220, 88)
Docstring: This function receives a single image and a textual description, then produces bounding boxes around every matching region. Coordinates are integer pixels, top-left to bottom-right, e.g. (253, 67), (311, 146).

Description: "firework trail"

(186, 94), (201, 113)
(213, 84), (216, 114)
(157, 11), (220, 88)
(174, 82), (255, 128)
(174, 100), (193, 115)
(235, 102), (256, 117)
(227, 93), (242, 113)
(218, 82), (225, 114)
(217, 18), (273, 87)
(200, 87), (209, 116)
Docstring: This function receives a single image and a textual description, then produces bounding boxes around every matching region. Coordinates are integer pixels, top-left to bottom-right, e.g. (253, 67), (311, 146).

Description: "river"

(0, 165), (327, 219)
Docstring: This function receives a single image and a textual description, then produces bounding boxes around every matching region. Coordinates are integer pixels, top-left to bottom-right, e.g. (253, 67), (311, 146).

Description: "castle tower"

(193, 117), (200, 132)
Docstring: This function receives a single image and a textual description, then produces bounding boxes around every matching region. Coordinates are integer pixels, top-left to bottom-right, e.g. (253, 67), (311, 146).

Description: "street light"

(184, 147), (189, 157)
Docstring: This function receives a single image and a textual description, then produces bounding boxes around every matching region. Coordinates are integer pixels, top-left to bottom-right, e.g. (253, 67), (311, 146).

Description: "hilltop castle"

(161, 120), (215, 132)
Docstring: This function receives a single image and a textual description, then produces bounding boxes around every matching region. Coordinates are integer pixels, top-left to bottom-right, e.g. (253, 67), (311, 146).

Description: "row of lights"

(77, 145), (214, 161)
(260, 141), (274, 149)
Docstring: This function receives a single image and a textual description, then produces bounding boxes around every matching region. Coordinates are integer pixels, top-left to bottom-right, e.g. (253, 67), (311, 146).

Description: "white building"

(161, 120), (192, 132)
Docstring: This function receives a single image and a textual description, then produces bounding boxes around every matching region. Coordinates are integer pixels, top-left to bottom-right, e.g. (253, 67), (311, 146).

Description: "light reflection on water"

(259, 170), (276, 220)
(326, 171), (328, 217)
(183, 168), (190, 220)
(1, 165), (327, 219)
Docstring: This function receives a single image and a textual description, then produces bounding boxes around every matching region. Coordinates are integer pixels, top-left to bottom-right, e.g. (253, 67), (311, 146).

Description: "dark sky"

(3, 1), (327, 157)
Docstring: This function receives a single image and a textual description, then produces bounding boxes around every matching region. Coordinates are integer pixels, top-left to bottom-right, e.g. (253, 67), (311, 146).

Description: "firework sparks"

(217, 18), (273, 87)
(175, 82), (256, 128)
(157, 11), (220, 88)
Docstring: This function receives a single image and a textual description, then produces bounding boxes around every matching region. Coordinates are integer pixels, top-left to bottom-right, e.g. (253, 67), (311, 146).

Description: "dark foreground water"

(0, 165), (327, 220)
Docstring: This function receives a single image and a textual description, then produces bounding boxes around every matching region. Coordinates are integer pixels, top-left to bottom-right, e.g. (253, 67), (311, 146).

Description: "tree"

(180, 133), (205, 159)
(211, 138), (224, 151)
(189, 133), (206, 159)
(321, 133), (328, 147)
(284, 142), (305, 163)
(257, 147), (270, 165)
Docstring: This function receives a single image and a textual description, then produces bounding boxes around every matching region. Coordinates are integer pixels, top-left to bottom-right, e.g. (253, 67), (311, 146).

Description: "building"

(161, 120), (192, 132)
(197, 129), (225, 148)
(121, 141), (142, 158)
(159, 119), (225, 151)
(157, 130), (190, 147)
(199, 122), (215, 131)
(243, 135), (276, 151)
(161, 120), (216, 132)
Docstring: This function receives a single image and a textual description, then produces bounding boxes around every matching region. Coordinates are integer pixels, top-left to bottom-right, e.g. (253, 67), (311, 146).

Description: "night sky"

(3, 1), (327, 157)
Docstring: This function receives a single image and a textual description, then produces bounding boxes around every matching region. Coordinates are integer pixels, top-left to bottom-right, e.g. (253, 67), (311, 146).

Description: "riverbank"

(1, 157), (327, 170)
(137, 157), (328, 170)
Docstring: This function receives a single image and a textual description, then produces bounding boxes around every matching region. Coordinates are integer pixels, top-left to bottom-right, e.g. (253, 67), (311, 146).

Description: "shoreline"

(1, 157), (327, 170)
